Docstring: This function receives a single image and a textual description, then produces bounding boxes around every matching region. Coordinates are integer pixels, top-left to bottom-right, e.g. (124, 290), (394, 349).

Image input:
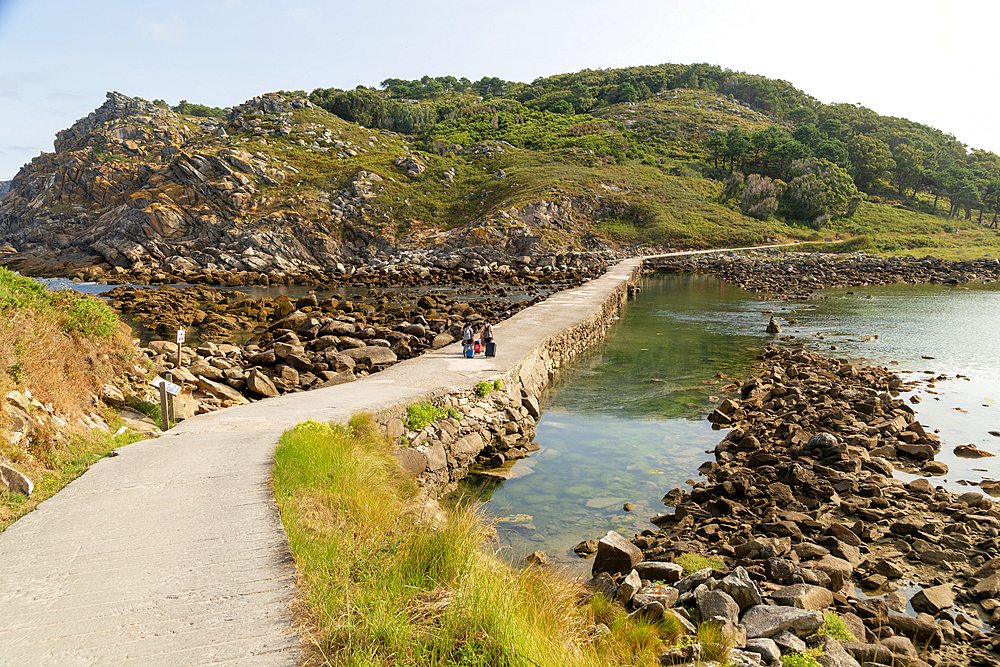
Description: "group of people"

(462, 319), (494, 355)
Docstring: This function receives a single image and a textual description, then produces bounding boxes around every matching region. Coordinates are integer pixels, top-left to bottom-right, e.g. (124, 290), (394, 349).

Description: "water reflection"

(453, 273), (1000, 572)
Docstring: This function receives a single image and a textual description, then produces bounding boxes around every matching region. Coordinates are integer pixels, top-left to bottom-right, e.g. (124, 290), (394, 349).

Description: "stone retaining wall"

(377, 265), (642, 499)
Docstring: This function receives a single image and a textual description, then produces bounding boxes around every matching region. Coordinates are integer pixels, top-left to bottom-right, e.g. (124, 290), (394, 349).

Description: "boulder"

(697, 589), (740, 625)
(633, 561), (683, 583)
(614, 569), (641, 606)
(813, 635), (860, 667)
(339, 346), (398, 367)
(0, 462), (33, 496)
(744, 638), (780, 664)
(909, 583), (954, 615)
(592, 531), (642, 576)
(769, 583), (834, 611)
(245, 368), (279, 397)
(717, 566), (763, 611)
(587, 572), (618, 601)
(195, 376), (250, 405)
(883, 614), (942, 648)
(99, 383), (126, 408)
(391, 448), (426, 477)
(811, 555), (854, 591)
(674, 567), (717, 594)
(741, 605), (824, 639)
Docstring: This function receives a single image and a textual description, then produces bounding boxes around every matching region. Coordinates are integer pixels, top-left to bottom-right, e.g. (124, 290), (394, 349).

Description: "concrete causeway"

(0, 257), (644, 665)
(0, 245), (786, 664)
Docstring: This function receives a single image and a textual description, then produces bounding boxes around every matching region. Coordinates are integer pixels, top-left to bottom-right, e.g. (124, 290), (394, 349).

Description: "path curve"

(0, 246), (780, 665)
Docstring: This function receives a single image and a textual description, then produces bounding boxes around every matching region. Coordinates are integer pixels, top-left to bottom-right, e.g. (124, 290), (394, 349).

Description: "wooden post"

(165, 372), (176, 426)
(159, 381), (169, 431)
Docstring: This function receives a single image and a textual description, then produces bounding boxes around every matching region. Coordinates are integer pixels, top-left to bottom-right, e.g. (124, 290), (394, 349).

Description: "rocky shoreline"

(113, 277), (578, 416)
(646, 250), (1000, 297)
(574, 345), (1000, 667)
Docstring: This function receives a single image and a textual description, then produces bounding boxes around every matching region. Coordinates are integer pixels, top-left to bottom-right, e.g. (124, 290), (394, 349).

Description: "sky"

(0, 0), (995, 180)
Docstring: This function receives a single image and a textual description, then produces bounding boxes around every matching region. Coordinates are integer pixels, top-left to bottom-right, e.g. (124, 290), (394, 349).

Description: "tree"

(706, 132), (727, 170)
(617, 82), (638, 103)
(782, 158), (859, 224)
(740, 174), (784, 219)
(848, 135), (893, 192)
(724, 128), (750, 172)
(792, 123), (821, 149)
(814, 139), (850, 169)
(890, 143), (924, 197)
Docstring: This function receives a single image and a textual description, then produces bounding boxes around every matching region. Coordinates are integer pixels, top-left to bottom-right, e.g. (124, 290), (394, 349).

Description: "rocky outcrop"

(0, 92), (621, 284)
(646, 250), (1000, 296)
(577, 346), (1000, 666)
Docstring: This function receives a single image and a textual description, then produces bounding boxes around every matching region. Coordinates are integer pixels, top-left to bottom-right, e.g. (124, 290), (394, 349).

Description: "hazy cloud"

(139, 16), (187, 43)
(289, 6), (313, 22)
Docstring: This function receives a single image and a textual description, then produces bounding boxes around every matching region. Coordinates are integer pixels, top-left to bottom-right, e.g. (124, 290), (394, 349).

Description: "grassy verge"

(0, 266), (146, 530)
(0, 423), (144, 531)
(272, 415), (699, 667)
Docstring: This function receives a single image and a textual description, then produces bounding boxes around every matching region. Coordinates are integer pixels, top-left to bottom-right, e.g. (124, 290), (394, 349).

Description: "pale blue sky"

(0, 0), (994, 179)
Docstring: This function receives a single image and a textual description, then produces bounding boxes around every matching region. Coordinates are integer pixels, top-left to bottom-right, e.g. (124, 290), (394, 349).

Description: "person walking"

(462, 322), (474, 354)
(481, 319), (496, 357)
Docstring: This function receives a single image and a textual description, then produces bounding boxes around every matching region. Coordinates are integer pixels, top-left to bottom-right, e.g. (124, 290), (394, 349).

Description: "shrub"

(63, 294), (119, 336)
(475, 380), (493, 397)
(740, 174), (784, 220)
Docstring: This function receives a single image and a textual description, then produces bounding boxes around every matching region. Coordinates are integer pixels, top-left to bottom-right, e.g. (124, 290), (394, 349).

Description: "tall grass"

(272, 416), (682, 666)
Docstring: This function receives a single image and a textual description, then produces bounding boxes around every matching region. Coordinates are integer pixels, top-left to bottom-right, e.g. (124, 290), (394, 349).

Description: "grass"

(674, 553), (724, 576)
(815, 611), (856, 642)
(271, 415), (695, 667)
(404, 402), (460, 431)
(0, 268), (143, 530)
(781, 652), (821, 667)
(0, 419), (144, 531)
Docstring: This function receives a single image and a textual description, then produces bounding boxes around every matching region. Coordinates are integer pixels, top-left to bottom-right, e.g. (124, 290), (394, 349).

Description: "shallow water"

(454, 273), (1000, 571)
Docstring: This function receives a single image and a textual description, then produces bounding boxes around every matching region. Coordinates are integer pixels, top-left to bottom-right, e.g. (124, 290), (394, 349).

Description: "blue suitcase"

(465, 346), (474, 358)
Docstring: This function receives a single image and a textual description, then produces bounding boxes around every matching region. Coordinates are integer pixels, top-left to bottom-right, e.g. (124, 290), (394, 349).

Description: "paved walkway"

(0, 244), (785, 664)
(0, 257), (643, 666)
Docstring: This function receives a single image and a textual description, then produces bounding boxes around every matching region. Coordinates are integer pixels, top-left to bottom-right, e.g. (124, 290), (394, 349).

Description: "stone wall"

(377, 264), (642, 499)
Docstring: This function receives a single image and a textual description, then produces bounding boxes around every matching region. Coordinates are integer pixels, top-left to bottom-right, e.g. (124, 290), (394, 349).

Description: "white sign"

(150, 376), (182, 396)
(176, 328), (186, 344)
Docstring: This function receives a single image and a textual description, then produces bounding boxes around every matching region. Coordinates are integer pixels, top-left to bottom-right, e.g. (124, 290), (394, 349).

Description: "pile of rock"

(646, 251), (1000, 297)
(577, 346), (1000, 665)
(132, 288), (538, 414)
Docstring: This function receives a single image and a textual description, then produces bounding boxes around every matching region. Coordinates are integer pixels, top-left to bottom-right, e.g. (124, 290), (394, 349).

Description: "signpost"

(150, 376), (181, 430)
(175, 328), (185, 370)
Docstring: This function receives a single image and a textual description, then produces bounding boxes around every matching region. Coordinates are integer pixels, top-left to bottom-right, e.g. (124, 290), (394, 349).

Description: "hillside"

(1, 64), (999, 283)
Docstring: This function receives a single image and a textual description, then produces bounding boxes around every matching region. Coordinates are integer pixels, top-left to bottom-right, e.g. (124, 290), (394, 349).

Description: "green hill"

(1, 64), (998, 283)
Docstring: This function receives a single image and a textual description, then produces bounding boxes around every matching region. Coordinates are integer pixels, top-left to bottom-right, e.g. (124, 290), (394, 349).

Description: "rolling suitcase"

(485, 341), (496, 357)
(465, 345), (474, 358)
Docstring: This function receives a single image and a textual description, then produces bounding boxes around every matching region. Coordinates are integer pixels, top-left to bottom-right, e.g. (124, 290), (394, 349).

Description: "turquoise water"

(455, 273), (1000, 570)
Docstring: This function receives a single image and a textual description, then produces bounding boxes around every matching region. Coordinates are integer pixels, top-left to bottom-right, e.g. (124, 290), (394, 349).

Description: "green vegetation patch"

(815, 611), (856, 642)
(674, 553), (724, 575)
(273, 415), (699, 666)
(405, 401), (459, 431)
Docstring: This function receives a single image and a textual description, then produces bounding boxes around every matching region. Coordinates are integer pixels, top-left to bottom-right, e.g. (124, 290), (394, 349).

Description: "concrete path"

(0, 257), (644, 665)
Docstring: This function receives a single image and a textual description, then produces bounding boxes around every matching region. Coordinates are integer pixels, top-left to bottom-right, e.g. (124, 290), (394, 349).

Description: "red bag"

(474, 342), (481, 353)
